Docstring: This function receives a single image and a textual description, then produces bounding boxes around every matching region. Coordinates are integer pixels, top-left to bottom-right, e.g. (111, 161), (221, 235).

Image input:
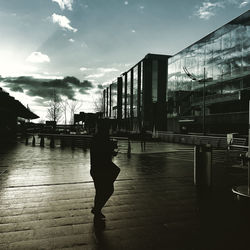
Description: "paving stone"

(0, 142), (250, 249)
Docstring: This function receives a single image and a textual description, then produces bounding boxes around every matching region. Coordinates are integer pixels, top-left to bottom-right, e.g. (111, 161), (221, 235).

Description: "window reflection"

(133, 66), (138, 118)
(152, 60), (158, 102)
(168, 11), (250, 117)
(127, 71), (131, 118)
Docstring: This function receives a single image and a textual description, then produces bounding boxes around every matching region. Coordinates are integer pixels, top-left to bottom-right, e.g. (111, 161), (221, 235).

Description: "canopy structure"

(0, 88), (39, 120)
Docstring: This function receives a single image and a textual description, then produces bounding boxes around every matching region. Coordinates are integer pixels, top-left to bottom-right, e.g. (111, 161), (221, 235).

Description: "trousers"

(91, 169), (114, 212)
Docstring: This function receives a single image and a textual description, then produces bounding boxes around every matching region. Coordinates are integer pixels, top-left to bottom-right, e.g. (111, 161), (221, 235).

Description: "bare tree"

(93, 92), (104, 113)
(68, 100), (82, 124)
(46, 90), (63, 123)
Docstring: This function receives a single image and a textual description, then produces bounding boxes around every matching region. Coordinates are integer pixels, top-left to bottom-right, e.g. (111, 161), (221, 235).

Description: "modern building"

(103, 53), (171, 132)
(167, 10), (250, 134)
(0, 87), (39, 142)
(103, 10), (250, 135)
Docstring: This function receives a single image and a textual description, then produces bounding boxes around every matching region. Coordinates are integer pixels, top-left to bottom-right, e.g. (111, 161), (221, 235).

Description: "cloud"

(80, 67), (91, 71)
(52, 13), (77, 32)
(11, 86), (24, 92)
(97, 84), (104, 89)
(1, 76), (94, 102)
(83, 67), (119, 79)
(78, 80), (93, 94)
(195, 0), (248, 19)
(69, 38), (75, 42)
(239, 1), (249, 7)
(97, 67), (119, 73)
(26, 52), (50, 63)
(124, 1), (128, 5)
(194, 1), (225, 20)
(86, 73), (105, 79)
(52, 0), (73, 10)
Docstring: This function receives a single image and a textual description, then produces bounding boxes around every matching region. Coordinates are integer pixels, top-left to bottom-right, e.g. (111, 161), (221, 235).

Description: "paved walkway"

(0, 141), (249, 249)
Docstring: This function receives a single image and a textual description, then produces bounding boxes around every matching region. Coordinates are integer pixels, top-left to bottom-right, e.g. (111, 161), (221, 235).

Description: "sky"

(0, 0), (249, 123)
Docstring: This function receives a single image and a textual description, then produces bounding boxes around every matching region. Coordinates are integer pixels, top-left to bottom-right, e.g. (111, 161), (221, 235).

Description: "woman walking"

(90, 120), (120, 219)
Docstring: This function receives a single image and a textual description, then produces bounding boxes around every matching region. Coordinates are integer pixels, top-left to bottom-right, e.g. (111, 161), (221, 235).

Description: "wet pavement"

(0, 140), (250, 249)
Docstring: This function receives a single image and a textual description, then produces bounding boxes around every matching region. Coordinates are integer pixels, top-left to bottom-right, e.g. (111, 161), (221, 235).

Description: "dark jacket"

(90, 135), (114, 171)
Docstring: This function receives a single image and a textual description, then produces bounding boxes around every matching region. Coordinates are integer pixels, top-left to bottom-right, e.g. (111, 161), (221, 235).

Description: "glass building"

(103, 54), (170, 132)
(119, 54), (170, 131)
(167, 10), (250, 134)
(103, 81), (117, 119)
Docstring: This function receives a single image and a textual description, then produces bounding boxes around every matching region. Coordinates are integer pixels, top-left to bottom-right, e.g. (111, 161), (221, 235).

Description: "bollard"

(194, 144), (212, 188)
(25, 137), (29, 145)
(32, 135), (36, 146)
(127, 139), (131, 158)
(40, 136), (44, 147)
(50, 136), (55, 148)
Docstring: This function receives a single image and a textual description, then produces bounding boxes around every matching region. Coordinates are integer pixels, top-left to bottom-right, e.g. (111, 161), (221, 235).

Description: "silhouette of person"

(90, 119), (119, 219)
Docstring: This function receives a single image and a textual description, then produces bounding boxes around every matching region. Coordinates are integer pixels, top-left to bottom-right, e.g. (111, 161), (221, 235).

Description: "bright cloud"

(124, 1), (129, 5)
(239, 1), (249, 8)
(52, 13), (77, 32)
(86, 73), (105, 79)
(80, 67), (119, 74)
(52, 0), (73, 11)
(97, 67), (119, 73)
(69, 38), (75, 42)
(26, 52), (50, 63)
(80, 67), (90, 71)
(195, 2), (225, 20)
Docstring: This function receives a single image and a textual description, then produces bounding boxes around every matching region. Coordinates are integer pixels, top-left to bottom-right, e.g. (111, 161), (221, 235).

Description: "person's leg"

(93, 179), (105, 213)
(91, 170), (115, 218)
(100, 182), (114, 208)
(91, 171), (104, 216)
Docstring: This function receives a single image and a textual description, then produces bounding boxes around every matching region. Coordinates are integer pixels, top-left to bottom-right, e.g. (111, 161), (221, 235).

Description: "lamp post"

(183, 67), (212, 135)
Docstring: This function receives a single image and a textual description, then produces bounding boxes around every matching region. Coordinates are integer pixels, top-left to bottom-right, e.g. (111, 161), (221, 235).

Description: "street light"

(183, 67), (213, 135)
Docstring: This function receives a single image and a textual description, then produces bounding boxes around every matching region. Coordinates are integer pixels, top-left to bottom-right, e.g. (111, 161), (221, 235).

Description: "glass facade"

(140, 62), (143, 109)
(106, 87), (109, 117)
(127, 72), (131, 118)
(152, 60), (158, 102)
(168, 10), (250, 118)
(122, 74), (126, 119)
(103, 54), (170, 131)
(133, 66), (138, 118)
(111, 82), (117, 118)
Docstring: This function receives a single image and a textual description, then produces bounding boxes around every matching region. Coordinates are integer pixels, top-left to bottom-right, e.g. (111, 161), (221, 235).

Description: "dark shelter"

(90, 119), (120, 219)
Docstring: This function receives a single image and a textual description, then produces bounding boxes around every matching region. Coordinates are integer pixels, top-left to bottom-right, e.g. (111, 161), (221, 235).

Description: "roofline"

(120, 53), (172, 76)
(171, 9), (250, 58)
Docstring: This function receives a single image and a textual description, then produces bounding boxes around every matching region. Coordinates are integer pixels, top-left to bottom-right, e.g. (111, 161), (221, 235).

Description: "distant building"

(74, 111), (103, 133)
(0, 88), (39, 142)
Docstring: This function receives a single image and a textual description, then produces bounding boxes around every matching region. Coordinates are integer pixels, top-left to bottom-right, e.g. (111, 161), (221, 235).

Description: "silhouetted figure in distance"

(90, 120), (119, 219)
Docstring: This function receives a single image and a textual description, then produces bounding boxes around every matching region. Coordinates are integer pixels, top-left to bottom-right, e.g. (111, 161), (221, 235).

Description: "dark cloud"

(94, 89), (103, 94)
(10, 86), (24, 92)
(78, 80), (93, 94)
(1, 76), (94, 101)
(97, 84), (104, 89)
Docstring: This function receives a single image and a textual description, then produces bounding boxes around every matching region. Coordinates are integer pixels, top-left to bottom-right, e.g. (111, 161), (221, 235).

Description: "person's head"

(96, 119), (110, 140)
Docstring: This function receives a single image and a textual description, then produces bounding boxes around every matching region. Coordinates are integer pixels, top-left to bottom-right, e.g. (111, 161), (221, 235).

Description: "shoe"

(91, 208), (105, 219)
